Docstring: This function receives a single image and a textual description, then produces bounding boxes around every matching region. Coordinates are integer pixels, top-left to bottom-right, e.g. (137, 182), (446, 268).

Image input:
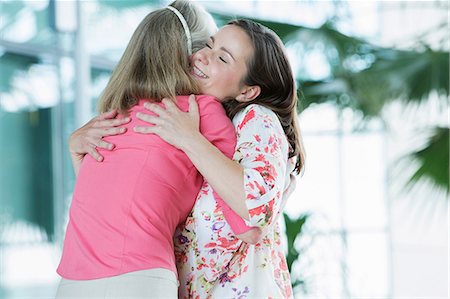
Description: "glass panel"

(0, 1), (56, 45)
(0, 59), (57, 237)
(85, 1), (159, 61)
(342, 132), (387, 229)
(298, 103), (339, 133)
(1, 220), (60, 293)
(0, 64), (61, 295)
(293, 234), (347, 298)
(346, 232), (390, 298)
(285, 133), (342, 230)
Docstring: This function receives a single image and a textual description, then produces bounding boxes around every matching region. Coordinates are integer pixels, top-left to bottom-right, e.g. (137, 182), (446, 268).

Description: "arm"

(241, 175), (296, 244)
(134, 96), (249, 220)
(180, 131), (250, 219)
(136, 96), (261, 244)
(233, 174), (296, 244)
(69, 110), (130, 175)
(234, 110), (289, 229)
(182, 96), (257, 234)
(214, 193), (261, 243)
(135, 97), (289, 229)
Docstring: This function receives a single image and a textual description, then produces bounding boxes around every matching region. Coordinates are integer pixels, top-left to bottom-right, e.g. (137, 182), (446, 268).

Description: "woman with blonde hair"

(56, 1), (255, 298)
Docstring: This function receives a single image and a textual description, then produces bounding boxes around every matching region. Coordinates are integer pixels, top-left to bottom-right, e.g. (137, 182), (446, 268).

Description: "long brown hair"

(98, 0), (215, 114)
(223, 19), (305, 174)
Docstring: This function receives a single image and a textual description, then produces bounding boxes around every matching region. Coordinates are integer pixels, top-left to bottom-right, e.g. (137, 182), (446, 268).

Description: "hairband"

(166, 6), (192, 55)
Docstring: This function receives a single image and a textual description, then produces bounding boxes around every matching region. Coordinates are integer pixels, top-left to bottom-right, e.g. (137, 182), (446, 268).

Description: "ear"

(235, 85), (261, 103)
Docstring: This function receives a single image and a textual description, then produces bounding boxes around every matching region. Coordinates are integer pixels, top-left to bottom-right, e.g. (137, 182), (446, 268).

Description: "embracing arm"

(135, 96), (290, 228)
(182, 131), (250, 220)
(69, 110), (130, 176)
(232, 173), (296, 244)
(135, 96), (250, 220)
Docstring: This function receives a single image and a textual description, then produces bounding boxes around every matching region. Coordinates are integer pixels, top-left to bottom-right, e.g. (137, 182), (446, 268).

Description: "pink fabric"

(215, 196), (250, 235)
(57, 95), (250, 280)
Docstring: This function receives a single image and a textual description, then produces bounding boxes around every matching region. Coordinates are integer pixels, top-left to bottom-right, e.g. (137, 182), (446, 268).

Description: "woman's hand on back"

(134, 95), (201, 150)
(236, 227), (263, 245)
(70, 110), (129, 163)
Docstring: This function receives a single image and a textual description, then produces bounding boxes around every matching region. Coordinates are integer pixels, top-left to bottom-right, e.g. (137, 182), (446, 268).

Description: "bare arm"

(134, 96), (249, 220)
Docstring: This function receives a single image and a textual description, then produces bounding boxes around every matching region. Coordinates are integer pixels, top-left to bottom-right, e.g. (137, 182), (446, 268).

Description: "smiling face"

(189, 25), (254, 101)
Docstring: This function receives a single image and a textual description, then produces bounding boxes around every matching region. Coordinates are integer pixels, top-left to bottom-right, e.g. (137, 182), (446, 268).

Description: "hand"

(238, 176), (296, 244)
(279, 174), (297, 212)
(69, 110), (130, 162)
(236, 227), (263, 245)
(284, 174), (297, 199)
(134, 95), (200, 150)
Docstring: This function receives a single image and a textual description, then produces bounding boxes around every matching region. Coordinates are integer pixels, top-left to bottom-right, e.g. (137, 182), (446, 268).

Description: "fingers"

(87, 126), (125, 151)
(101, 126), (127, 136)
(93, 117), (130, 128)
(188, 94), (199, 116)
(133, 126), (159, 134)
(93, 139), (115, 150)
(135, 113), (164, 126)
(143, 102), (169, 118)
(97, 109), (118, 120)
(85, 137), (115, 161)
(87, 146), (104, 162)
(161, 98), (178, 113)
(70, 111), (129, 161)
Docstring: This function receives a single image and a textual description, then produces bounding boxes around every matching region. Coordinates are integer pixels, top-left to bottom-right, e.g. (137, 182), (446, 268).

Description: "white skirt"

(55, 268), (178, 299)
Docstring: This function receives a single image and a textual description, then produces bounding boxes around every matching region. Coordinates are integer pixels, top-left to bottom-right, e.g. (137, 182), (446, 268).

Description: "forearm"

(182, 132), (250, 220)
(70, 153), (83, 176)
(69, 130), (86, 177)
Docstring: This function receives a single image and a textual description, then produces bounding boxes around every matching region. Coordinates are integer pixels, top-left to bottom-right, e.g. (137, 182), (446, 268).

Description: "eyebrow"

(210, 36), (236, 61)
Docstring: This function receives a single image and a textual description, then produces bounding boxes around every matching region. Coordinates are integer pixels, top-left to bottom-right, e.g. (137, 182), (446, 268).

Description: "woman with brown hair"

(135, 19), (304, 298)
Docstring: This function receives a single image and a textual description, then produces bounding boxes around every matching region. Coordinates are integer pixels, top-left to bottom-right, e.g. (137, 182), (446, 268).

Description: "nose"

(194, 47), (209, 65)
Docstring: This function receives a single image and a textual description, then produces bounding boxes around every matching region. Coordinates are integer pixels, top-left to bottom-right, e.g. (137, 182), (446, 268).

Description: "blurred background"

(0, 0), (448, 298)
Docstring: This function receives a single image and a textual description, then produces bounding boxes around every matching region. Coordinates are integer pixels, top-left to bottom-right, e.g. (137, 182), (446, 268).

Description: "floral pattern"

(175, 104), (295, 299)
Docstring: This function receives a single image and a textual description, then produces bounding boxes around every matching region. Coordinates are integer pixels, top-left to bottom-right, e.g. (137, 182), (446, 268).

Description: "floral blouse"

(175, 104), (295, 299)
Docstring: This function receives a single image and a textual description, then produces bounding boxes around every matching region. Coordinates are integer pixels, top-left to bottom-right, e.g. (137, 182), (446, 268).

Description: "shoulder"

(193, 94), (225, 116)
(233, 104), (282, 133)
(172, 95), (223, 115)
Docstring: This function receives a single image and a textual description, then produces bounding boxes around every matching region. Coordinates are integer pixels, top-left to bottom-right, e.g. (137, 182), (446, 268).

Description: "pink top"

(57, 95), (249, 280)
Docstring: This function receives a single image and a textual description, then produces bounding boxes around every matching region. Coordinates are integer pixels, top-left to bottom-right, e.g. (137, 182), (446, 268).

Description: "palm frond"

(317, 22), (374, 65)
(210, 12), (305, 42)
(284, 213), (309, 287)
(405, 127), (450, 195)
(299, 47), (448, 117)
(356, 48), (449, 104)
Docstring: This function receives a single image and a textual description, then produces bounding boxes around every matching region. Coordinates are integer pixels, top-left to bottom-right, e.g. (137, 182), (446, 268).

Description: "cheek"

(221, 74), (241, 91)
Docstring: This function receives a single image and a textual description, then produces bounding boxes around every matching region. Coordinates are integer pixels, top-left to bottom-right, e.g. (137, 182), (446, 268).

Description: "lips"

(192, 65), (208, 79)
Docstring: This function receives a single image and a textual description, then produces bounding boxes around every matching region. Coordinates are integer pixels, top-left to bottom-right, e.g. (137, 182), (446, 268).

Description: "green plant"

(283, 213), (309, 291)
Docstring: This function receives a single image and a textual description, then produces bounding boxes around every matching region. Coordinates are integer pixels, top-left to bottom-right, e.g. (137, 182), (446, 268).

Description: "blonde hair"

(98, 0), (217, 114)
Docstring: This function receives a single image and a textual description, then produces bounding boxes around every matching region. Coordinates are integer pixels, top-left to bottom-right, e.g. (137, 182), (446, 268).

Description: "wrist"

(71, 151), (85, 162)
(180, 131), (204, 153)
(68, 132), (80, 154)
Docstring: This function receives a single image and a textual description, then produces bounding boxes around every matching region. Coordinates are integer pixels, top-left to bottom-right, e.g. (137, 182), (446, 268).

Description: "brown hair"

(223, 19), (305, 174)
(98, 0), (216, 114)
